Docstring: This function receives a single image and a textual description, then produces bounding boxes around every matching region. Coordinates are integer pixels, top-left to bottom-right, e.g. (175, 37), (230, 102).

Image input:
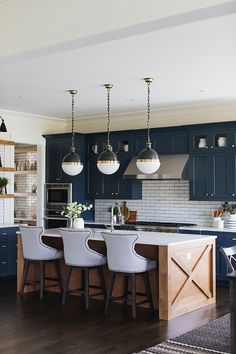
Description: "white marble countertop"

(179, 225), (236, 233)
(43, 228), (216, 246)
(0, 224), (19, 228)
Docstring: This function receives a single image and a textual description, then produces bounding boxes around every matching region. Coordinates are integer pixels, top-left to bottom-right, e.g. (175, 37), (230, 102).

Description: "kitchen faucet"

(110, 201), (121, 231)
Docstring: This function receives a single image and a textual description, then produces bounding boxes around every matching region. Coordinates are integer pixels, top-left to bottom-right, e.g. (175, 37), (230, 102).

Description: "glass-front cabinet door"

(189, 128), (231, 152)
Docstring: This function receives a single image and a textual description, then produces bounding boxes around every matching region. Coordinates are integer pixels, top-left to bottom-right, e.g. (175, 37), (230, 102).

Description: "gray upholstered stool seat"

(20, 226), (63, 300)
(102, 231), (157, 319)
(60, 228), (107, 310)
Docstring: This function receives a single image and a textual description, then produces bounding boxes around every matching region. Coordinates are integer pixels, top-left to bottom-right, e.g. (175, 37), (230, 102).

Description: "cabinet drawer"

(0, 236), (17, 246)
(0, 228), (18, 237)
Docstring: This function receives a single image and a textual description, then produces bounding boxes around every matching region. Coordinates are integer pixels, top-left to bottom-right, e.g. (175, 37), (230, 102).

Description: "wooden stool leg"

(84, 268), (89, 310)
(123, 275), (129, 309)
(98, 266), (107, 300)
(62, 266), (72, 305)
(54, 260), (63, 293)
(21, 259), (30, 295)
(39, 261), (45, 300)
(143, 272), (154, 314)
(131, 273), (136, 319)
(105, 272), (116, 315)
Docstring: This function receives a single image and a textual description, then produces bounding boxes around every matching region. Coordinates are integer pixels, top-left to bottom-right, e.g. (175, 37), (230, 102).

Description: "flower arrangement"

(61, 202), (93, 220)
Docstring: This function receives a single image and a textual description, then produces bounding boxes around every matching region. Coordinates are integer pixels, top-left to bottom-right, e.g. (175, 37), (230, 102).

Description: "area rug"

(137, 314), (230, 354)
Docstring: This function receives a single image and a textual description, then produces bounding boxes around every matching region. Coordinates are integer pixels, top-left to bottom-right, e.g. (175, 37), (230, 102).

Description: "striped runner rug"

(137, 314), (230, 354)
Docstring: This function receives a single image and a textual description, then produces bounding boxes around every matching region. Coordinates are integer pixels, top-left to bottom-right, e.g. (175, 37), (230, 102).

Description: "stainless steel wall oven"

(44, 183), (72, 229)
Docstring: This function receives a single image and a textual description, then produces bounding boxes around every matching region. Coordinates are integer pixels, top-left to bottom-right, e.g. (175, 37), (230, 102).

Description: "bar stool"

(220, 245), (236, 272)
(101, 231), (156, 319)
(20, 226), (63, 300)
(60, 228), (107, 309)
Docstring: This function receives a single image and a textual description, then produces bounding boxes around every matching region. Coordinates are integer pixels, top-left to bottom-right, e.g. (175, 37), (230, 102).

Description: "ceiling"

(0, 1), (236, 123)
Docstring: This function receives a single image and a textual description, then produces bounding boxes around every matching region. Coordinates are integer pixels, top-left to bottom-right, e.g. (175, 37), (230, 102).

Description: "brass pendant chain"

(69, 89), (77, 149)
(147, 81), (151, 144)
(105, 84), (113, 146)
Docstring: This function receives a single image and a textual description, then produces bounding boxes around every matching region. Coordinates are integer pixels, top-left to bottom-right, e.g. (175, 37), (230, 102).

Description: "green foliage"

(0, 177), (10, 188)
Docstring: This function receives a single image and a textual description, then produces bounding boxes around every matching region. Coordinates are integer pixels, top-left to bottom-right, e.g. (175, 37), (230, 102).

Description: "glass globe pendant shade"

(136, 142), (160, 174)
(62, 146), (83, 176)
(97, 144), (120, 175)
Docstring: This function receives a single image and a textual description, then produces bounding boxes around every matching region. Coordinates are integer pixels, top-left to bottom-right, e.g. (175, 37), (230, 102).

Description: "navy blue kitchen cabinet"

(44, 134), (94, 219)
(133, 128), (188, 156)
(86, 133), (141, 199)
(189, 127), (231, 153)
(190, 151), (231, 201)
(0, 227), (18, 278)
(156, 130), (188, 154)
(86, 156), (142, 199)
(45, 133), (85, 184)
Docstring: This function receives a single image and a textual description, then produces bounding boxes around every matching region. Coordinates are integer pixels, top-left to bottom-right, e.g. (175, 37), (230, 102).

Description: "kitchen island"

(17, 229), (216, 320)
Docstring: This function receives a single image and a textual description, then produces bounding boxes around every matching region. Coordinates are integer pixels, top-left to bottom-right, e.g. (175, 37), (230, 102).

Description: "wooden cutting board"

(120, 201), (130, 222)
(127, 210), (137, 223)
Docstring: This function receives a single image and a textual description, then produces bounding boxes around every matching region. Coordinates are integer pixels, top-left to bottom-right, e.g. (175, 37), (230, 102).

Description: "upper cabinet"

(85, 133), (141, 200)
(133, 128), (188, 155)
(156, 130), (188, 154)
(45, 134), (85, 184)
(44, 134), (86, 204)
(189, 127), (232, 152)
(189, 124), (236, 201)
(87, 132), (133, 158)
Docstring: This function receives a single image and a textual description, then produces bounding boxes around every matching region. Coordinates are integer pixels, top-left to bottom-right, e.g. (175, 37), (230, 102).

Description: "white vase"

(73, 218), (84, 229)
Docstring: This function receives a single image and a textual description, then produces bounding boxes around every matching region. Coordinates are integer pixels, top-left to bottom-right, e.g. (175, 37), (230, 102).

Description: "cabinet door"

(210, 128), (231, 151)
(46, 142), (62, 182)
(156, 131), (188, 154)
(86, 157), (104, 198)
(0, 228), (17, 278)
(190, 154), (210, 199)
(231, 152), (236, 200)
(189, 130), (211, 153)
(211, 152), (231, 200)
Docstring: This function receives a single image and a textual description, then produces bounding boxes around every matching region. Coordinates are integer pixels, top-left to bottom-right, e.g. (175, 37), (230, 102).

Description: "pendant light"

(62, 89), (83, 176)
(136, 78), (160, 174)
(97, 84), (120, 175)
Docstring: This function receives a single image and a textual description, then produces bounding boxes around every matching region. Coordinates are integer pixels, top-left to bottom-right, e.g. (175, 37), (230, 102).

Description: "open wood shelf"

(15, 146), (37, 153)
(0, 194), (14, 198)
(0, 140), (15, 146)
(14, 170), (37, 175)
(14, 192), (37, 197)
(0, 167), (15, 172)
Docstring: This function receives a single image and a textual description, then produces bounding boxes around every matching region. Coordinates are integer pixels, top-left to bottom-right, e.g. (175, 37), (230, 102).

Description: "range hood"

(124, 154), (190, 180)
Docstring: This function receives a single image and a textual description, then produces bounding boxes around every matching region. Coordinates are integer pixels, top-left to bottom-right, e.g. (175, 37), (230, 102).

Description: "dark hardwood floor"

(0, 287), (230, 354)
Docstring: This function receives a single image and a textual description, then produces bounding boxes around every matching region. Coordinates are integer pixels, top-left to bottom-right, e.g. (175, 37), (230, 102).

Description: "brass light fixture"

(97, 84), (120, 175)
(136, 78), (160, 174)
(61, 90), (83, 176)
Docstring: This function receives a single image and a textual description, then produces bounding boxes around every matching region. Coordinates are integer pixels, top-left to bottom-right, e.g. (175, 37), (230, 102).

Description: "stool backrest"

(19, 226), (50, 259)
(220, 245), (236, 272)
(101, 231), (146, 272)
(60, 228), (103, 267)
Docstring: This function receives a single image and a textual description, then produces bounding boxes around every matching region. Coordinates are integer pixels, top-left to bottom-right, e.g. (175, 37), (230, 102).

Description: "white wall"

(0, 109), (67, 226)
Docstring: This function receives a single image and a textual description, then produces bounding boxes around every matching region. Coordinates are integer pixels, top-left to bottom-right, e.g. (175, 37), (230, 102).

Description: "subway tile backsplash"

(95, 180), (224, 227)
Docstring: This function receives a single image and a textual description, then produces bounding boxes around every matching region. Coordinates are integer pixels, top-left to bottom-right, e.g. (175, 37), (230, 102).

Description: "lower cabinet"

(179, 229), (236, 286)
(0, 227), (18, 277)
